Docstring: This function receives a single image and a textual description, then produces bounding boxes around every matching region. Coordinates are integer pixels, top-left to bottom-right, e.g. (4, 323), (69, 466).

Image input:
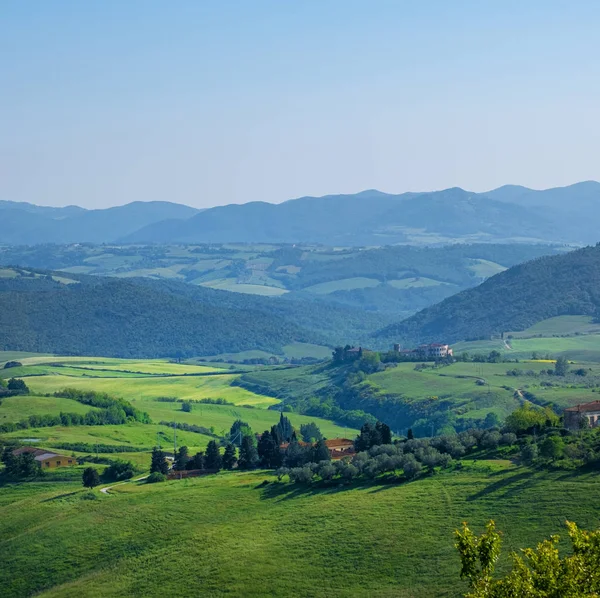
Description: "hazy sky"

(2, 1), (600, 209)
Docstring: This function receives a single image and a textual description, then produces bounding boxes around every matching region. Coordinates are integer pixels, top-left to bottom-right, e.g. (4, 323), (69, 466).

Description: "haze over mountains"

(2, 181), (599, 246)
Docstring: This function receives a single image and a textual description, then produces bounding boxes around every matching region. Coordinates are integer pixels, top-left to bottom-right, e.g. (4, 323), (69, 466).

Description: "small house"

(564, 401), (600, 431)
(12, 447), (77, 469)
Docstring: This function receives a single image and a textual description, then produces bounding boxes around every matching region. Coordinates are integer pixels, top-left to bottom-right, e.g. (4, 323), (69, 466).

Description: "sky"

(2, 1), (600, 209)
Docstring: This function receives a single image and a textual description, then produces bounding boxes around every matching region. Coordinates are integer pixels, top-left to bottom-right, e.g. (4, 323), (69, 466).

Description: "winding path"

(100, 475), (148, 495)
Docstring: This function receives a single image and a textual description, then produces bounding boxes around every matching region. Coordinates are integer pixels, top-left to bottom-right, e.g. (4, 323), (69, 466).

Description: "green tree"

(456, 520), (600, 597)
(257, 430), (280, 468)
(187, 451), (204, 470)
(539, 435), (564, 460)
(238, 435), (259, 470)
(181, 401), (192, 413)
(174, 446), (189, 470)
(376, 421), (392, 445)
(82, 467), (100, 489)
(7, 378), (29, 393)
(204, 440), (222, 471)
(229, 419), (253, 447)
(276, 412), (294, 442)
(554, 356), (569, 377)
(407, 428), (414, 440)
(222, 443), (237, 470)
(311, 439), (331, 463)
(300, 422), (323, 442)
(150, 447), (169, 475)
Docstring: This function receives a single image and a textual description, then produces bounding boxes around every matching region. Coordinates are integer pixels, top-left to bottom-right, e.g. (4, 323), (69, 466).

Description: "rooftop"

(565, 401), (600, 413)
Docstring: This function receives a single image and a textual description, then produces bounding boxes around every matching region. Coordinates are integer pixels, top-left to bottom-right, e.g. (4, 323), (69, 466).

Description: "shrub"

(146, 472), (166, 484)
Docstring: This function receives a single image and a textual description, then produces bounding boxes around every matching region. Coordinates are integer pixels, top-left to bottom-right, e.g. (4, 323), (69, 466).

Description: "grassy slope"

(23, 372), (279, 407)
(2, 463), (600, 597)
(0, 395), (98, 423)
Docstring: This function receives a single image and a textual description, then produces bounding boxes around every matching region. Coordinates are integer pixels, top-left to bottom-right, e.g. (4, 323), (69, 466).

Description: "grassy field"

(388, 277), (450, 289)
(304, 277), (381, 294)
(2, 461), (600, 597)
(24, 374), (280, 407)
(0, 395), (98, 423)
(2, 422), (213, 454)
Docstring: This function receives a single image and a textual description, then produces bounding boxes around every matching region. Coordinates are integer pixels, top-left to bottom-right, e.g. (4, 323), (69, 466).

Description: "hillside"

(2, 464), (600, 597)
(376, 244), (600, 345)
(0, 243), (565, 317)
(0, 268), (389, 357)
(3, 181), (600, 246)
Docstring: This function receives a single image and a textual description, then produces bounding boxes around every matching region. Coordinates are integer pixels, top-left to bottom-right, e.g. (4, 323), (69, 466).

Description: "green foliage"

(146, 471), (166, 483)
(456, 520), (600, 597)
(101, 460), (135, 482)
(554, 356), (569, 377)
(150, 447), (169, 475)
(504, 403), (558, 434)
(181, 401), (192, 413)
(7, 378), (29, 393)
(82, 467), (100, 489)
(173, 446), (189, 471)
(311, 439), (331, 463)
(204, 441), (222, 471)
(237, 435), (259, 470)
(300, 422), (323, 442)
(222, 443), (237, 470)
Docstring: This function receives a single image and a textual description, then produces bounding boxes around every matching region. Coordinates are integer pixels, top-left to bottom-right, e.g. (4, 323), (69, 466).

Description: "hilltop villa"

(564, 401), (600, 431)
(393, 343), (453, 359)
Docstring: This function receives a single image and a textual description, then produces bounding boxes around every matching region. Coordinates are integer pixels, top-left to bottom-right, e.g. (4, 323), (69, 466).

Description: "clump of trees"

(456, 520), (600, 596)
(3, 361), (23, 369)
(1, 447), (41, 479)
(7, 378), (29, 394)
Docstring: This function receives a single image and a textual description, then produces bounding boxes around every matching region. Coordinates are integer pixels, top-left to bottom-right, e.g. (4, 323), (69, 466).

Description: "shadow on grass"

(467, 468), (537, 501)
(41, 490), (80, 502)
(258, 476), (407, 502)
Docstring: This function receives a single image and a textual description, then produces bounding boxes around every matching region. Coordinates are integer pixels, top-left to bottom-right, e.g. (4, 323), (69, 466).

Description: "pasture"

(2, 462), (600, 597)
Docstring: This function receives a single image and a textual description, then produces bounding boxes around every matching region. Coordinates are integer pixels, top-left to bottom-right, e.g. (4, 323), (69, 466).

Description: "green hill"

(0, 242), (564, 317)
(2, 464), (600, 597)
(0, 268), (389, 358)
(376, 244), (600, 346)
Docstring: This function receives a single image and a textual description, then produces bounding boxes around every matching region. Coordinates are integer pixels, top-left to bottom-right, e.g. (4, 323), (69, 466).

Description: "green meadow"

(2, 462), (600, 597)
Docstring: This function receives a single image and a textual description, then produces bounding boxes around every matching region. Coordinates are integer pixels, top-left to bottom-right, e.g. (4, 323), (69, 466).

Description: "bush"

(146, 472), (166, 484)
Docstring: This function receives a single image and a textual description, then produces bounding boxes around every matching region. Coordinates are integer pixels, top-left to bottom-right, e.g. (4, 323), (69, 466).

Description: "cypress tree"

(376, 421), (392, 445)
(222, 443), (237, 470)
(150, 447), (169, 475)
(238, 435), (259, 470)
(204, 440), (222, 471)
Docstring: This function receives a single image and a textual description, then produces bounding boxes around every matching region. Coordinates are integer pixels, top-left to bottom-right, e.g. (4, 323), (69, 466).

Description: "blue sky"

(2, 1), (599, 208)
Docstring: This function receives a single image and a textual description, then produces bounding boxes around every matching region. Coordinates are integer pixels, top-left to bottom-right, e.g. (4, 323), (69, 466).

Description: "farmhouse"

(564, 401), (600, 431)
(393, 343), (453, 359)
(12, 447), (77, 469)
(279, 438), (355, 460)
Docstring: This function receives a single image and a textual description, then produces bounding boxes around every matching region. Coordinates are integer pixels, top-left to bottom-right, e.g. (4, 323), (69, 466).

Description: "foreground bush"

(456, 520), (600, 597)
(146, 472), (166, 484)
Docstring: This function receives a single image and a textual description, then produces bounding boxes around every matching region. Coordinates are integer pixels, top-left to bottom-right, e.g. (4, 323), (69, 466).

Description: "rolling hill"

(376, 244), (600, 345)
(0, 268), (390, 357)
(0, 243), (565, 318)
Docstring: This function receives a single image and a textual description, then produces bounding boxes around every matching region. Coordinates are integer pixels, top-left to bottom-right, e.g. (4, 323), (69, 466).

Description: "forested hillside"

(0, 243), (564, 317)
(377, 244), (600, 345)
(0, 268), (390, 357)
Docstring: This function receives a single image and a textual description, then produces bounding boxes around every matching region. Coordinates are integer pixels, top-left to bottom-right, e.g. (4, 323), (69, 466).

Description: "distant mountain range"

(2, 181), (599, 246)
(376, 244), (600, 345)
